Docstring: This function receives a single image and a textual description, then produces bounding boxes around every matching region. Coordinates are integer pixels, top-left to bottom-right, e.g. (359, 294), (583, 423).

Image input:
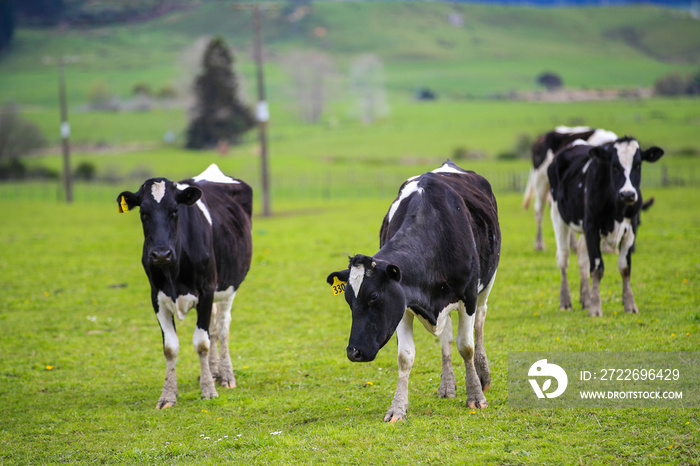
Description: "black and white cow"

(327, 160), (500, 422)
(547, 137), (663, 316)
(117, 164), (252, 408)
(523, 126), (618, 250)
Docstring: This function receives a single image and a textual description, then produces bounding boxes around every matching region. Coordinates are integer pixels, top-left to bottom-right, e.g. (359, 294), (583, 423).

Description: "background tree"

(536, 72), (563, 90)
(348, 54), (390, 124)
(13, 0), (64, 26)
(185, 37), (255, 149)
(0, 104), (46, 179)
(281, 49), (338, 124)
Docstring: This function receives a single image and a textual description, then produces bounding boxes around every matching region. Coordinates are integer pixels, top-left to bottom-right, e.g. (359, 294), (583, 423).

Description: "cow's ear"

(642, 146), (664, 163)
(386, 264), (401, 282)
(117, 191), (140, 213)
(588, 146), (611, 162)
(326, 269), (350, 286)
(176, 186), (202, 206)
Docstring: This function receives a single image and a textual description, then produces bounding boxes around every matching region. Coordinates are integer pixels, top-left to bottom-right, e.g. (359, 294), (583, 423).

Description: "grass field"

(0, 181), (697, 463)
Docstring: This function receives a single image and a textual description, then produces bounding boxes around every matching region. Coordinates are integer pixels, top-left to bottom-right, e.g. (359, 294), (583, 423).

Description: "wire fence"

(0, 164), (697, 204)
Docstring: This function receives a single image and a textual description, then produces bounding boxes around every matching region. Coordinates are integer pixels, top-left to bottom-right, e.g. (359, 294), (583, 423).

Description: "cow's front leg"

(576, 235), (591, 309)
(384, 311), (414, 423)
(155, 301), (179, 409)
(586, 231), (604, 317)
(195, 296), (218, 400)
(551, 202), (572, 310)
(457, 299), (487, 409)
(437, 314), (456, 398)
(214, 289), (237, 388)
(619, 226), (638, 314)
(208, 303), (221, 382)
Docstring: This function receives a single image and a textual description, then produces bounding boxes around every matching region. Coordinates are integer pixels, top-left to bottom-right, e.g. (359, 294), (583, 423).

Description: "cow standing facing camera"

(117, 164), (252, 408)
(547, 137), (664, 316)
(327, 160), (501, 422)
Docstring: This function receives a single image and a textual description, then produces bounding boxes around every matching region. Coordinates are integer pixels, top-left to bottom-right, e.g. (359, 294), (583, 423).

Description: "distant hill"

(1, 1), (699, 107)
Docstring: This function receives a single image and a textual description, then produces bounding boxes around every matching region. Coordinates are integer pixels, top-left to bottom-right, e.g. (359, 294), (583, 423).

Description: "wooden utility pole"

(57, 58), (73, 204)
(252, 5), (271, 217)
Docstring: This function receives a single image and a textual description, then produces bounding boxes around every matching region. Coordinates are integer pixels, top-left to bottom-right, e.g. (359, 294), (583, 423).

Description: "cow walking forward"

(547, 138), (663, 316)
(327, 160), (500, 421)
(117, 164), (252, 408)
(523, 126), (617, 250)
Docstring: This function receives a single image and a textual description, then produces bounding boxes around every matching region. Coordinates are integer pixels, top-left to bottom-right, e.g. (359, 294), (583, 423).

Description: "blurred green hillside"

(2, 1), (699, 107)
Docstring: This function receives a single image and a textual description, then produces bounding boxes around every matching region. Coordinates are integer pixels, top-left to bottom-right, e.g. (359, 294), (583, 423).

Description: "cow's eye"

(369, 292), (379, 303)
(170, 212), (178, 220)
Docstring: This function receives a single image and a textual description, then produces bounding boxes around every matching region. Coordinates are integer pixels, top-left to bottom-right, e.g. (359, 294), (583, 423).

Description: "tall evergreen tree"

(185, 37), (256, 149)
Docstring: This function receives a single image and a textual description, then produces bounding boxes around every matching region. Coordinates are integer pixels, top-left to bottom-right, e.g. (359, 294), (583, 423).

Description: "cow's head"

(117, 178), (202, 268)
(589, 138), (664, 206)
(327, 254), (405, 363)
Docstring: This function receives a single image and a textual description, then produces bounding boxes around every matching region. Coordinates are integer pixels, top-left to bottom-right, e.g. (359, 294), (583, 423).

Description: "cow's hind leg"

(384, 311), (414, 422)
(474, 272), (496, 393)
(533, 166), (550, 251)
(214, 289), (237, 388)
(551, 201), (572, 310)
(195, 295), (218, 400)
(457, 297), (487, 409)
(208, 303), (221, 382)
(437, 314), (456, 398)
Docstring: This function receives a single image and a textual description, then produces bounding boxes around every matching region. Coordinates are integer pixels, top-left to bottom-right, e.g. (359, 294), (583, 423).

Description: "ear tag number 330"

(331, 276), (346, 295)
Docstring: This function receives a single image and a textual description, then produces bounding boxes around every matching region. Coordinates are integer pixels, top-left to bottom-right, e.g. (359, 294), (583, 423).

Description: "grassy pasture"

(0, 181), (697, 463)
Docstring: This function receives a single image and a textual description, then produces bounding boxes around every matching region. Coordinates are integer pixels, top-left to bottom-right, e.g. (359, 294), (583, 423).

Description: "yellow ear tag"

(119, 196), (129, 213)
(331, 276), (347, 295)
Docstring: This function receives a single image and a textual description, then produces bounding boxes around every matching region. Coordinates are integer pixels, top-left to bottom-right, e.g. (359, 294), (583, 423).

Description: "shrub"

(536, 72), (563, 90)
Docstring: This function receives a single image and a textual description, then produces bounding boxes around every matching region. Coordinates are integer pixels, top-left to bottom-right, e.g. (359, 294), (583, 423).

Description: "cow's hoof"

(383, 406), (407, 423)
(559, 305), (572, 311)
(467, 399), (488, 409)
(201, 389), (219, 400)
(588, 308), (603, 317)
(219, 380), (236, 389)
(156, 400), (176, 409)
(625, 305), (639, 314)
(438, 385), (456, 398)
(482, 383), (490, 392)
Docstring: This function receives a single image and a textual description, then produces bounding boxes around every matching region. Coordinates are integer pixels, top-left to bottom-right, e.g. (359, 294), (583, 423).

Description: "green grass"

(0, 184), (697, 463)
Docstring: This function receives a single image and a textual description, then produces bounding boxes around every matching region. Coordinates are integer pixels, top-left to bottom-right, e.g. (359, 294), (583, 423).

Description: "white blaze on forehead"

(151, 181), (166, 203)
(614, 139), (640, 197)
(349, 264), (365, 295)
(193, 163), (239, 184)
(388, 179), (423, 222)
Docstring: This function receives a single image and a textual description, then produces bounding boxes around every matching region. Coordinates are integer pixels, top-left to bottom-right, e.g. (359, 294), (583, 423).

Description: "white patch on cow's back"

(151, 181), (166, 203)
(193, 163), (239, 184)
(432, 163), (464, 175)
(349, 264), (365, 296)
(570, 139), (588, 147)
(555, 125), (591, 134)
(388, 180), (423, 223)
(587, 129), (617, 146)
(175, 183), (212, 225)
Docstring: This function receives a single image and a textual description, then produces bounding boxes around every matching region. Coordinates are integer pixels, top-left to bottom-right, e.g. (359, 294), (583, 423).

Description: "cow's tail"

(642, 197), (655, 211)
(523, 168), (535, 209)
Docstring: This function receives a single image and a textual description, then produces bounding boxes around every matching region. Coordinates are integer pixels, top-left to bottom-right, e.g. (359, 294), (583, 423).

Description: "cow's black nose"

(347, 347), (364, 362)
(619, 190), (637, 204)
(150, 249), (174, 265)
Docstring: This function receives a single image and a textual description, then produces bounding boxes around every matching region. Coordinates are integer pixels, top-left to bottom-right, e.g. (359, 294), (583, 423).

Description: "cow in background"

(523, 126), (618, 250)
(117, 164), (252, 408)
(547, 138), (663, 316)
(327, 160), (500, 421)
